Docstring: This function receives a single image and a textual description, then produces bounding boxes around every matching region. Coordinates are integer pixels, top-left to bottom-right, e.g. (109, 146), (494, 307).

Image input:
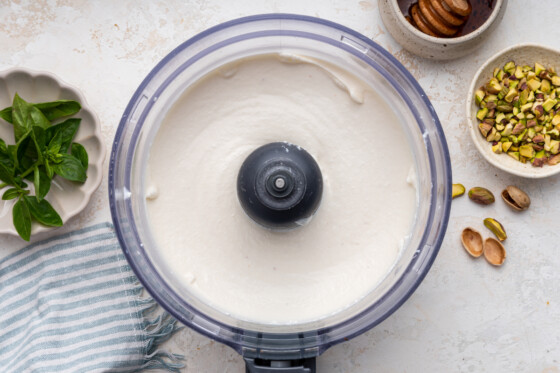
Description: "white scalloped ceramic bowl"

(0, 68), (105, 236)
(467, 44), (560, 178)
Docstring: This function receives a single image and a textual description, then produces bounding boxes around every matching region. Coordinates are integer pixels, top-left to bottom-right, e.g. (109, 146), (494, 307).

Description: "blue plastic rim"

(109, 14), (452, 360)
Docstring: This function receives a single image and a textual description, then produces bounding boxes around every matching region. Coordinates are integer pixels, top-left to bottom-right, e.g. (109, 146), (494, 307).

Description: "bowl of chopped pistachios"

(467, 43), (560, 178)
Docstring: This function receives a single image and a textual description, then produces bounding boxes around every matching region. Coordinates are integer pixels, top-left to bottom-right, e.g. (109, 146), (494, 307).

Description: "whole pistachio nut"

(501, 185), (531, 211)
(452, 183), (465, 199)
(483, 237), (506, 266)
(468, 187), (495, 205)
(483, 218), (507, 241)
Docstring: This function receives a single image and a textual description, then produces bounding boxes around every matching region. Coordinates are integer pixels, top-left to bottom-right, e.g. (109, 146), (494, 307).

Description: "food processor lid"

(237, 142), (323, 230)
(109, 13), (452, 368)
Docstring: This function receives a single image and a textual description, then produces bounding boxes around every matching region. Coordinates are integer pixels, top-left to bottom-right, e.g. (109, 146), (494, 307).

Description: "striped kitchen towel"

(0, 222), (184, 373)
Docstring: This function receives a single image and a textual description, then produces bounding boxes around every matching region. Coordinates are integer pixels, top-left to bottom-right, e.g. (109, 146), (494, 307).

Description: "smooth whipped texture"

(146, 54), (416, 325)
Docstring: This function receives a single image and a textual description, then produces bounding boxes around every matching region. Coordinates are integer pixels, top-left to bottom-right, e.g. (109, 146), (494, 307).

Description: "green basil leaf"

(13, 198), (32, 241)
(0, 162), (15, 185)
(34, 100), (81, 121)
(45, 160), (54, 179)
(33, 166), (40, 198)
(0, 139), (12, 170)
(0, 139), (7, 154)
(35, 166), (51, 201)
(0, 106), (13, 123)
(71, 143), (88, 170)
(29, 106), (51, 129)
(13, 130), (31, 172)
(23, 126), (46, 163)
(46, 118), (81, 153)
(11, 94), (33, 141)
(52, 153), (87, 182)
(48, 130), (62, 155)
(32, 126), (46, 149)
(23, 195), (62, 227)
(2, 188), (19, 200)
(0, 153), (13, 170)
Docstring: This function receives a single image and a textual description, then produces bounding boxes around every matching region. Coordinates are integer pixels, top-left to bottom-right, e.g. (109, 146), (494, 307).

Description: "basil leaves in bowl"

(0, 68), (105, 240)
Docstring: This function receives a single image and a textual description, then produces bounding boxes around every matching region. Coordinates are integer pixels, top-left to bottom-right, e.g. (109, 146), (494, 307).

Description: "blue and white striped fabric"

(0, 222), (183, 373)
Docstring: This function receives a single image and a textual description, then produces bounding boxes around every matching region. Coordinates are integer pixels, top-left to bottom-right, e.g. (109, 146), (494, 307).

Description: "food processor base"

(244, 357), (316, 373)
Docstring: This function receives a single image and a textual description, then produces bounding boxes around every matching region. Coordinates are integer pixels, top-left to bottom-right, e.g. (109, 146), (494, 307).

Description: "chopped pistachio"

(496, 103), (513, 112)
(520, 102), (533, 112)
(504, 88), (517, 103)
(492, 144), (502, 154)
(504, 61), (516, 74)
(479, 122), (493, 137)
(541, 79), (551, 94)
(514, 66), (525, 80)
(512, 122), (525, 135)
(501, 123), (513, 137)
(550, 140), (560, 154)
(477, 107), (489, 121)
(497, 85), (509, 99)
(496, 69), (505, 81)
(549, 154), (560, 165)
(474, 61), (560, 168)
(519, 89), (529, 105)
(535, 62), (545, 76)
(519, 144), (535, 158)
(495, 112), (506, 124)
(486, 78), (503, 94)
(475, 89), (485, 105)
(527, 79), (542, 91)
(507, 151), (520, 161)
(543, 98), (557, 112)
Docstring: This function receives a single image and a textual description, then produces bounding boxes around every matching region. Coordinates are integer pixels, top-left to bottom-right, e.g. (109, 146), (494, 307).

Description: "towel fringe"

(139, 305), (185, 372)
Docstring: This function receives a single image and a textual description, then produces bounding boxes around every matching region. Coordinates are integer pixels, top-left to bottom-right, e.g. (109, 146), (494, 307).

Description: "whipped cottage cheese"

(146, 54), (416, 324)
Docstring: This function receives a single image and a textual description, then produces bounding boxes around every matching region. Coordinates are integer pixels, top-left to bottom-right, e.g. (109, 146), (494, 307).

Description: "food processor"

(109, 14), (451, 372)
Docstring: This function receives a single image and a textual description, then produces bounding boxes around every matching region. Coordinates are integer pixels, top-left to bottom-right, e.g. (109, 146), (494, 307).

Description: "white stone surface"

(1, 0), (559, 371)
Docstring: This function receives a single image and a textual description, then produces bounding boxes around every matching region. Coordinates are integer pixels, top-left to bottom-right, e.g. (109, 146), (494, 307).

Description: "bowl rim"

(0, 67), (106, 235)
(466, 43), (560, 179)
(386, 0), (505, 45)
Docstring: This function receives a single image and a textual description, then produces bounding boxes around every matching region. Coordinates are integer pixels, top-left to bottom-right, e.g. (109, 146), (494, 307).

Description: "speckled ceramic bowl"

(466, 44), (560, 178)
(0, 68), (105, 237)
(379, 0), (507, 60)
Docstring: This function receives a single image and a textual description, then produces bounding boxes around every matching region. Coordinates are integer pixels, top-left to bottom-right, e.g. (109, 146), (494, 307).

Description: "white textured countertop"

(1, 1), (559, 372)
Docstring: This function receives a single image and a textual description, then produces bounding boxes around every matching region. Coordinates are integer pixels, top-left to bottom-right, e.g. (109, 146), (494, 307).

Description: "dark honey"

(398, 0), (496, 37)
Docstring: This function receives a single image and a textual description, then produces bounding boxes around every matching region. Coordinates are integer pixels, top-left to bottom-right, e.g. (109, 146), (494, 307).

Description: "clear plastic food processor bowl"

(109, 14), (451, 368)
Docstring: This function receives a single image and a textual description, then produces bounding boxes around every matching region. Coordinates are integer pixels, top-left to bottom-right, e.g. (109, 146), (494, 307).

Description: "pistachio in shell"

(452, 183), (465, 199)
(483, 218), (507, 241)
(501, 186), (530, 211)
(461, 227), (483, 258)
(483, 237), (506, 266)
(468, 187), (495, 205)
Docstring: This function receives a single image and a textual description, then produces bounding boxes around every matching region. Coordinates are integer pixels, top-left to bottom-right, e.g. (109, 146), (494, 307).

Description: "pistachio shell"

(461, 227), (483, 258)
(483, 238), (506, 266)
(501, 186), (530, 211)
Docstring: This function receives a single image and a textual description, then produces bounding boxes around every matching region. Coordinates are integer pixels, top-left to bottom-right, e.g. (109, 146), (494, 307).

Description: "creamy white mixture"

(146, 54), (416, 325)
